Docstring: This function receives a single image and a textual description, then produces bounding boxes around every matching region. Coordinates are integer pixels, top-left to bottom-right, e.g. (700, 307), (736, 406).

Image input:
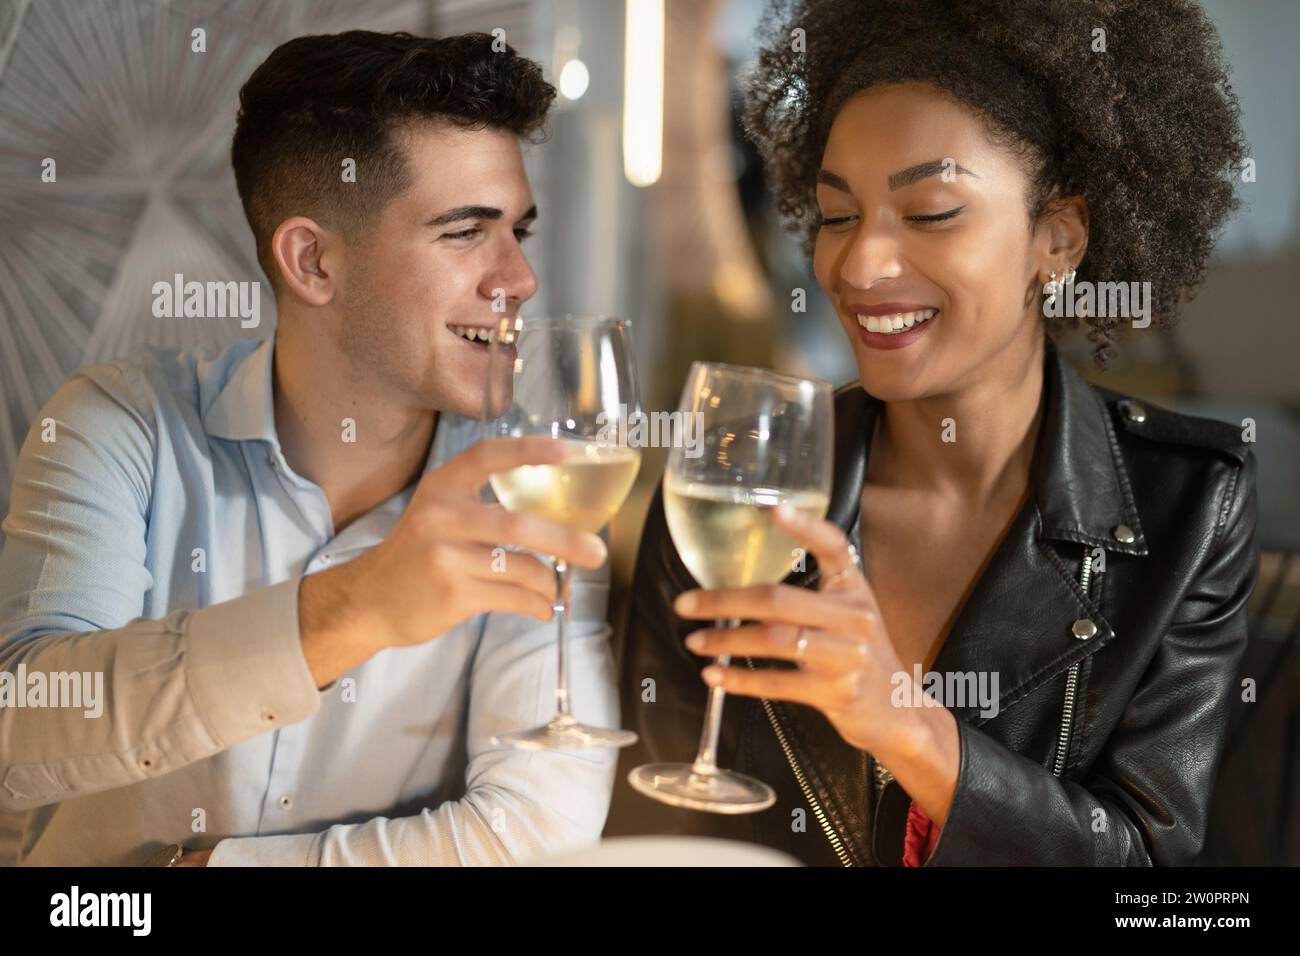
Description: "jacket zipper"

(744, 656), (854, 867)
(749, 541), (1094, 857)
(1053, 544), (1092, 776)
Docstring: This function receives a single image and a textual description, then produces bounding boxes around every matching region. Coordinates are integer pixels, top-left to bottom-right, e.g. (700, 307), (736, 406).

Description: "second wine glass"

(628, 362), (834, 812)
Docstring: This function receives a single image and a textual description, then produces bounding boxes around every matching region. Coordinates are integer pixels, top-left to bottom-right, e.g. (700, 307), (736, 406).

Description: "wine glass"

(628, 362), (833, 812)
(481, 315), (642, 750)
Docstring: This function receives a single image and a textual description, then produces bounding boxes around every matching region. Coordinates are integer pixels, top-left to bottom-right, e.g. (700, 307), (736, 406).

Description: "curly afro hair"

(741, 0), (1248, 368)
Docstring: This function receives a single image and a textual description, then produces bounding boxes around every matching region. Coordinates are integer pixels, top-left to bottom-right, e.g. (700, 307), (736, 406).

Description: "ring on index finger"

(821, 542), (862, 587)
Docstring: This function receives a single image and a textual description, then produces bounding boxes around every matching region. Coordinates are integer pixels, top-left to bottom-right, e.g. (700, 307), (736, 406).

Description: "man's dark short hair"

(232, 30), (555, 287)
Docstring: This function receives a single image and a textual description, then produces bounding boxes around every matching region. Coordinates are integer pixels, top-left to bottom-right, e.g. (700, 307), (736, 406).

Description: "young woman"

(608, 0), (1256, 865)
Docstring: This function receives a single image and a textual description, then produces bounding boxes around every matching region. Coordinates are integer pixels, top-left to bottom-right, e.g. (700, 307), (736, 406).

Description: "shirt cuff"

(207, 830), (323, 866)
(184, 577), (323, 748)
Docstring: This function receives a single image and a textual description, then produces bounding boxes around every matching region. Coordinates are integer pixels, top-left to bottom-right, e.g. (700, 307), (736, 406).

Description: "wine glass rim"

(689, 361), (832, 391)
(516, 314), (631, 328)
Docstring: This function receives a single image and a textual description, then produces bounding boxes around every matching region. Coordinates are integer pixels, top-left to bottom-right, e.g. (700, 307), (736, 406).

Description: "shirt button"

(278, 795), (293, 809)
(1071, 619), (1098, 640)
(318, 553), (333, 566)
(1118, 399), (1146, 424)
(1112, 524), (1136, 544)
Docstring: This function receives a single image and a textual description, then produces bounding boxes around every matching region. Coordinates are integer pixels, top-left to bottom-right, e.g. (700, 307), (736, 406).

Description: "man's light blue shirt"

(0, 335), (619, 865)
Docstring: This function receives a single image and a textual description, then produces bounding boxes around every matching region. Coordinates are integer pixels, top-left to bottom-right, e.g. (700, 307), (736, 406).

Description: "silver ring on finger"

(822, 543), (862, 586)
(823, 565), (853, 587)
(794, 627), (810, 663)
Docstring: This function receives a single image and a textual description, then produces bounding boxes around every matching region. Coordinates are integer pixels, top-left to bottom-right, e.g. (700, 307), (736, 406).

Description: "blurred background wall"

(0, 0), (1295, 865)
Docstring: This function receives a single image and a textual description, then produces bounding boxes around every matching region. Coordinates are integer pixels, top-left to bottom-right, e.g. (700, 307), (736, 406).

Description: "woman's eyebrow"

(816, 161), (981, 194)
(888, 159), (980, 190)
(816, 169), (853, 193)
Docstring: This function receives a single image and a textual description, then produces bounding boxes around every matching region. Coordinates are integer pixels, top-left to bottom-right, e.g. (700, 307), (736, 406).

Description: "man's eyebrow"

(426, 204), (539, 227)
(427, 205), (499, 227)
(816, 161), (982, 194)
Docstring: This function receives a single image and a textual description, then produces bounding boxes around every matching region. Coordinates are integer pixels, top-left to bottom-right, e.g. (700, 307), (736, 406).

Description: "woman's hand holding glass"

(671, 501), (924, 760)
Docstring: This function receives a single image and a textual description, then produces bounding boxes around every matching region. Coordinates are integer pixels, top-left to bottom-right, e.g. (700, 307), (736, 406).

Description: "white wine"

(490, 440), (641, 533)
(663, 474), (831, 589)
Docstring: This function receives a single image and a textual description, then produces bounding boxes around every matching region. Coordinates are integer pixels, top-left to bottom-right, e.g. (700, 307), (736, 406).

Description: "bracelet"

(144, 843), (185, 867)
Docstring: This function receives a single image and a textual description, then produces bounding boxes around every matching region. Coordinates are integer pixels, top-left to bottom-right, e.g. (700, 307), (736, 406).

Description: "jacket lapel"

(923, 338), (1149, 724)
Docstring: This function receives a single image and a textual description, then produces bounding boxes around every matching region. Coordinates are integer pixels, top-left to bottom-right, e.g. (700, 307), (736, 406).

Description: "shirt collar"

(202, 336), (278, 444)
(202, 334), (458, 480)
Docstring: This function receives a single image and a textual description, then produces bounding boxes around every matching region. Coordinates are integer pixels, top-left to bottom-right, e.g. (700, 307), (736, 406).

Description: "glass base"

(490, 715), (638, 751)
(627, 762), (776, 814)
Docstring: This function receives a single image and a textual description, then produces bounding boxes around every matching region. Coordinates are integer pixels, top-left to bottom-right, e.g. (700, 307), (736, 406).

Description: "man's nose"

(482, 235), (538, 306)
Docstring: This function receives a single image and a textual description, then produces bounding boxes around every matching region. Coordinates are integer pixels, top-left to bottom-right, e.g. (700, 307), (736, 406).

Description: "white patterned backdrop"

(0, 0), (439, 866)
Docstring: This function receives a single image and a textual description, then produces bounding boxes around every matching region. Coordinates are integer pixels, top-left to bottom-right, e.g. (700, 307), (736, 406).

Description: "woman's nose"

(838, 221), (904, 290)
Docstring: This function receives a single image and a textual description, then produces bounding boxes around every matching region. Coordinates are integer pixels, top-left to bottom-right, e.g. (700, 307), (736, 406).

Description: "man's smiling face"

(338, 120), (539, 419)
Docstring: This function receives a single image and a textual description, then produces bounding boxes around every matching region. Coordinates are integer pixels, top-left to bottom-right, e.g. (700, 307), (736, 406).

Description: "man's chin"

(427, 386), (486, 423)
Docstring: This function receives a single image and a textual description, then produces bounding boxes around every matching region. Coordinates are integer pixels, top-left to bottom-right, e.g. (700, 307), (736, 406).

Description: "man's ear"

(270, 216), (338, 306)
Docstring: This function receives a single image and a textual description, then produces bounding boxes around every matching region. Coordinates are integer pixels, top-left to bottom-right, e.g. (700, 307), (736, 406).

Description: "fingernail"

(676, 592), (697, 613)
(702, 665), (722, 684)
(776, 502), (797, 520)
(685, 633), (704, 652)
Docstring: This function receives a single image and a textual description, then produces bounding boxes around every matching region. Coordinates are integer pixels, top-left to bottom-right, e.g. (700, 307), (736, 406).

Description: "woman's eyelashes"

(818, 214), (857, 229)
(817, 205), (966, 229)
(906, 205), (966, 224)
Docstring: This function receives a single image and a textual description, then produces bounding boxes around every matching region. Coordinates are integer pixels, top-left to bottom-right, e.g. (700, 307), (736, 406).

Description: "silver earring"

(1044, 270), (1060, 308)
(1062, 267), (1077, 286)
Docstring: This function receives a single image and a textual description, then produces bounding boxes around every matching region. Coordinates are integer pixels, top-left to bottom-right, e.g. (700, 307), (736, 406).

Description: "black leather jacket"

(606, 337), (1260, 866)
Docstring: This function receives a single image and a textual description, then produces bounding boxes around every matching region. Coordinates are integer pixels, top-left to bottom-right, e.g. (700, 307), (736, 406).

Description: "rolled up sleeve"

(0, 368), (322, 813)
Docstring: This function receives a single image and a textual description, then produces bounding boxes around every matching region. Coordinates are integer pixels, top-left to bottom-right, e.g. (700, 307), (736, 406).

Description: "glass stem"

(691, 618), (739, 776)
(553, 558), (574, 721)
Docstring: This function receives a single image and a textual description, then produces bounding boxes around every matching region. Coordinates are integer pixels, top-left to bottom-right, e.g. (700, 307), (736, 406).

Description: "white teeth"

(449, 325), (491, 343)
(856, 308), (937, 334)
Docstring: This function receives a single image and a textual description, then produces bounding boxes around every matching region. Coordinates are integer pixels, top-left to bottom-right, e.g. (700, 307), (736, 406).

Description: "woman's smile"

(845, 302), (940, 350)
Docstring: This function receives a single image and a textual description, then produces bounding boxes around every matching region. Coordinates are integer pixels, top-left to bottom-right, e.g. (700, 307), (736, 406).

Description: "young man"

(0, 31), (618, 866)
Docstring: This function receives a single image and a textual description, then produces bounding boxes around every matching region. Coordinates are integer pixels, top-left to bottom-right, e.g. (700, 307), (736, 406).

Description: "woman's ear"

(1040, 195), (1089, 280)
(270, 216), (338, 307)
